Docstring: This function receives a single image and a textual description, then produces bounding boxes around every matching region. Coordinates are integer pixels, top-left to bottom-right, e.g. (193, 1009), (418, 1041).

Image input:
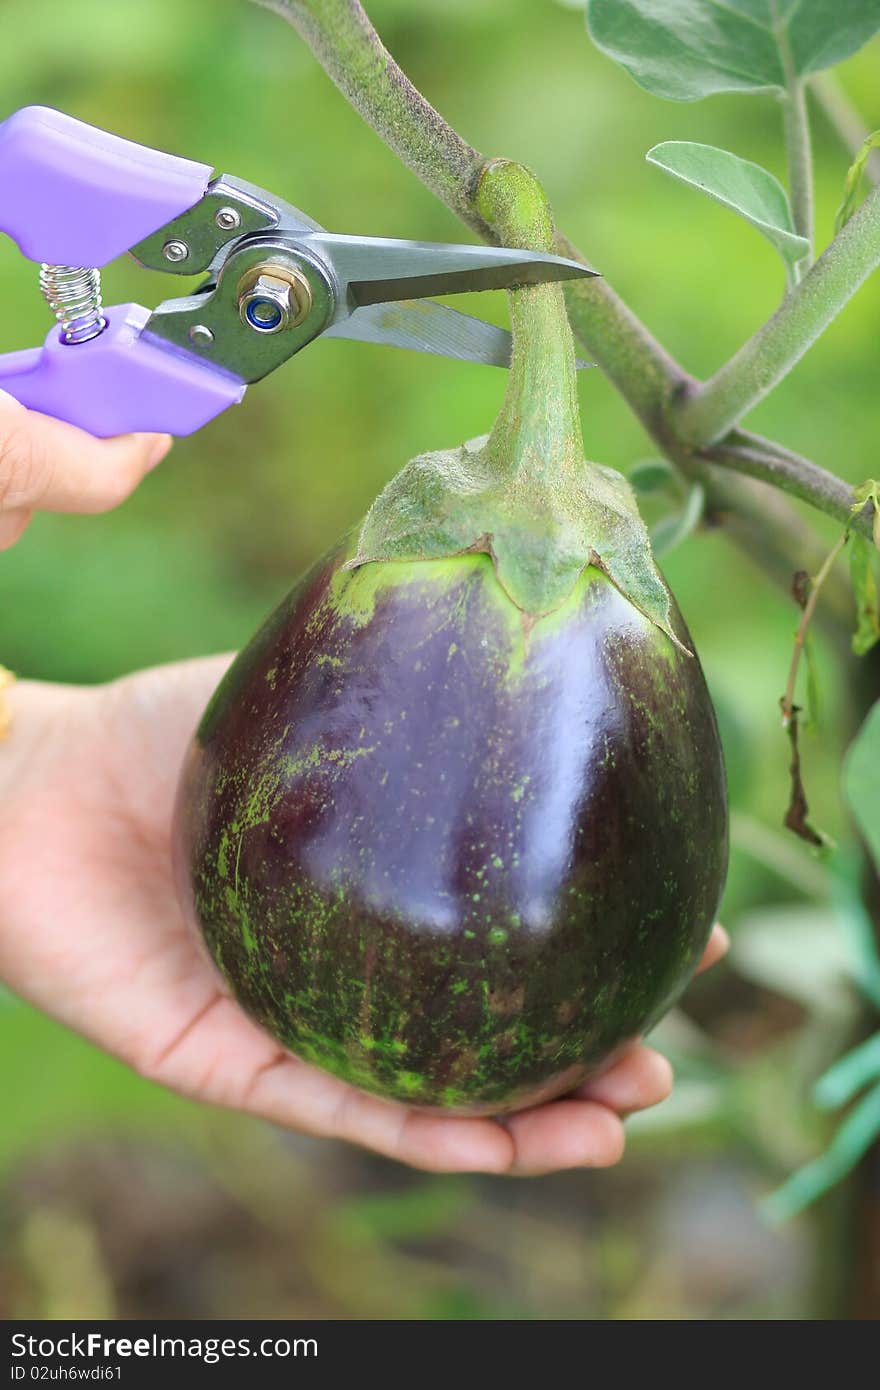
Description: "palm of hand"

(0, 658), (712, 1174)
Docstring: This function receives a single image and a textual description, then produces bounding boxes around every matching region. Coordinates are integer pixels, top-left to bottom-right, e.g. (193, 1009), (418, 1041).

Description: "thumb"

(0, 390), (172, 516)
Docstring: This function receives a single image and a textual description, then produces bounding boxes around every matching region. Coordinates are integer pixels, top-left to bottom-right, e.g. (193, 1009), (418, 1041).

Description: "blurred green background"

(1, 0), (878, 1319)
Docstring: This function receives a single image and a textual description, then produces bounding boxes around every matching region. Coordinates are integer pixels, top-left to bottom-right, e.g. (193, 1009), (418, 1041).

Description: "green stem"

(782, 80), (814, 269)
(476, 161), (583, 483)
(774, 0), (812, 272)
(703, 431), (874, 541)
(674, 181), (880, 446)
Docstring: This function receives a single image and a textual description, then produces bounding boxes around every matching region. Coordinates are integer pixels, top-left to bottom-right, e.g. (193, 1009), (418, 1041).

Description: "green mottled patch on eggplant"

(173, 540), (728, 1115)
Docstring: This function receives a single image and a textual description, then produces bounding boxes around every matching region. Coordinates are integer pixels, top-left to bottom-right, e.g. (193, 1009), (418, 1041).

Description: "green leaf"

(764, 1079), (880, 1222)
(647, 142), (809, 280)
(650, 481), (705, 556)
(843, 700), (880, 870)
(814, 1032), (880, 1109)
(586, 1), (880, 101)
(849, 532), (880, 655)
(835, 129), (880, 231)
(628, 457), (677, 494)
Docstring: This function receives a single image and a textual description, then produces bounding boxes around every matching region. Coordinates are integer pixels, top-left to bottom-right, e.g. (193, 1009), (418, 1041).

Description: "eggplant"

(174, 539), (726, 1113)
(173, 161), (728, 1115)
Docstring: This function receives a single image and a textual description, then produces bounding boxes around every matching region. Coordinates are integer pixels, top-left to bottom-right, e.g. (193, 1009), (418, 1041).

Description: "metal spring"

(39, 263), (106, 344)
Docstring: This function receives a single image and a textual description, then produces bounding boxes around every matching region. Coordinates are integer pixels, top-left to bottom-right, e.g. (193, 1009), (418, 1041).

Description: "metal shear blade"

(326, 299), (594, 370)
(305, 233), (598, 308)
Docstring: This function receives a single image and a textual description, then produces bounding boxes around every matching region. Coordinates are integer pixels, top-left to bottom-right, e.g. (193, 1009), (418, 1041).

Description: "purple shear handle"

(0, 306), (245, 438)
(0, 106), (243, 435)
(0, 105), (211, 265)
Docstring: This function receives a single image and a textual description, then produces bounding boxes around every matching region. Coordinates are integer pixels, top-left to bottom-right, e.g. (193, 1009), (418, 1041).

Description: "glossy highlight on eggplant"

(173, 541), (728, 1115)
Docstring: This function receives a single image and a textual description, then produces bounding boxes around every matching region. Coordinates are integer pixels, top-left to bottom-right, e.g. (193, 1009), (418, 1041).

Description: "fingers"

(502, 1100), (625, 1176)
(696, 922), (730, 975)
(152, 984), (623, 1176)
(329, 1087), (516, 1174)
(576, 1044), (673, 1113)
(252, 1055), (625, 1177)
(0, 390), (171, 517)
(148, 981), (627, 1176)
(138, 980), (638, 1177)
(129, 915), (731, 1180)
(146, 983), (680, 1177)
(137, 984), (515, 1174)
(245, 1048), (515, 1174)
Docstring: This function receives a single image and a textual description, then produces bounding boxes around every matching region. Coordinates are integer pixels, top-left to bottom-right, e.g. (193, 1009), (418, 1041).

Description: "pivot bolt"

(237, 263), (312, 335)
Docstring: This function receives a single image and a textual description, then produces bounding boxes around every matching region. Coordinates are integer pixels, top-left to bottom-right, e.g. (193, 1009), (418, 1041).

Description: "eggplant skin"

(173, 544), (728, 1115)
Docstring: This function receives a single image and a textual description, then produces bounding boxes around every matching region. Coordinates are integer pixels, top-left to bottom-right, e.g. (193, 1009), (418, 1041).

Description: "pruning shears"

(0, 107), (596, 438)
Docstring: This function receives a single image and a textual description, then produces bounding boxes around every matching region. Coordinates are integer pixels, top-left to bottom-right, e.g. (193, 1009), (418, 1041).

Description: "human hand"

(0, 658), (728, 1174)
(0, 389), (171, 549)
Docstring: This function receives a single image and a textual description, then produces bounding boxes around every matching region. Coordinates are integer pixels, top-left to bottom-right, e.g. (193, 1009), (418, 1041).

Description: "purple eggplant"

(173, 161), (728, 1115)
(174, 539), (727, 1113)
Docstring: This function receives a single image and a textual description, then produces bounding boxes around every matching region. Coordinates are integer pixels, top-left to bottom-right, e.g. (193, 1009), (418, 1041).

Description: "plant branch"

(674, 182), (880, 446)
(701, 430), (874, 541)
(255, 0), (874, 605)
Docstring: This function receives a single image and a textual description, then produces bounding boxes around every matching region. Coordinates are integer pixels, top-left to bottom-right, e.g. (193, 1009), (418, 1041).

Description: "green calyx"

(350, 159), (682, 646)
